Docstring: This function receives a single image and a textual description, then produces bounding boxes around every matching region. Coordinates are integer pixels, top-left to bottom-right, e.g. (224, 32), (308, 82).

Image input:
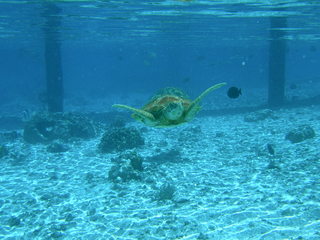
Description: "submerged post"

(268, 15), (287, 107)
(43, 3), (63, 112)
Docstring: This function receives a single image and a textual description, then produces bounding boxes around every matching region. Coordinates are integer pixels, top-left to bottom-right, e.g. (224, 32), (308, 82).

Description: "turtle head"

(164, 101), (184, 121)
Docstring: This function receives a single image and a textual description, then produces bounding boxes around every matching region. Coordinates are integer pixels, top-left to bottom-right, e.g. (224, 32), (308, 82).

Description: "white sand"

(0, 104), (320, 240)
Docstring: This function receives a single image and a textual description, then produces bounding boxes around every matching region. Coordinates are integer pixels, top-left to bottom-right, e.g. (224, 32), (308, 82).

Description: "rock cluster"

(108, 152), (144, 182)
(157, 182), (176, 201)
(98, 126), (144, 153)
(285, 125), (316, 143)
(23, 112), (96, 144)
(244, 109), (275, 122)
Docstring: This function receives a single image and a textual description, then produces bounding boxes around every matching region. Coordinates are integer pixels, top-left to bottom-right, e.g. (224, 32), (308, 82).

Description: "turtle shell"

(151, 87), (189, 101)
(140, 92), (192, 126)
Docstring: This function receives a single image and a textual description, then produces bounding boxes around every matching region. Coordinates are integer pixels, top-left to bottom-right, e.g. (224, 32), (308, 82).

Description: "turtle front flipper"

(112, 104), (156, 125)
(185, 82), (227, 121)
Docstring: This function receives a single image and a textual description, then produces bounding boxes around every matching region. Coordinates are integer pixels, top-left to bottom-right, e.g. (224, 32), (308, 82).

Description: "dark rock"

(85, 172), (94, 183)
(108, 165), (140, 182)
(158, 183), (176, 201)
(244, 109), (274, 122)
(175, 198), (189, 204)
(7, 216), (21, 227)
(9, 153), (27, 166)
(23, 112), (96, 144)
(285, 125), (315, 143)
(128, 152), (144, 171)
(0, 144), (9, 158)
(47, 142), (69, 153)
(107, 151), (144, 182)
(157, 140), (168, 148)
(98, 126), (144, 153)
(50, 231), (64, 239)
(40, 192), (69, 205)
(149, 148), (183, 163)
(267, 143), (275, 155)
(197, 233), (210, 240)
(267, 160), (280, 170)
(0, 131), (19, 143)
(215, 131), (225, 138)
(48, 172), (59, 180)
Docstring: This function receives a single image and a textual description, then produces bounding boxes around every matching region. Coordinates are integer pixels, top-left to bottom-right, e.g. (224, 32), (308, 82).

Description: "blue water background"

(1, 1), (320, 239)
(0, 0), (319, 106)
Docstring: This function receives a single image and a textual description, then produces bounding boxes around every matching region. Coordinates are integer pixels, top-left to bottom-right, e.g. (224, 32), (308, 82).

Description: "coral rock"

(23, 112), (96, 144)
(98, 126), (144, 153)
(285, 125), (315, 143)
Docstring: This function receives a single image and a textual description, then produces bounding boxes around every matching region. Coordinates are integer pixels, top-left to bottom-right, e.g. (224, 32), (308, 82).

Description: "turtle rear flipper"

(185, 82), (226, 121)
(112, 104), (156, 125)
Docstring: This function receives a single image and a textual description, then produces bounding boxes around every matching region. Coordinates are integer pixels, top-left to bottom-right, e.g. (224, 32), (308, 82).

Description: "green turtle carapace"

(113, 82), (226, 127)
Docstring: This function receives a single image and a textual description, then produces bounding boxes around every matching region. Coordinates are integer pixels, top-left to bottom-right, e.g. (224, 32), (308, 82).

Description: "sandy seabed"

(0, 104), (320, 240)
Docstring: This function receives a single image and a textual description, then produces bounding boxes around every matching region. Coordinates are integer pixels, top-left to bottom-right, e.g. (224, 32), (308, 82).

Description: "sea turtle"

(113, 82), (226, 127)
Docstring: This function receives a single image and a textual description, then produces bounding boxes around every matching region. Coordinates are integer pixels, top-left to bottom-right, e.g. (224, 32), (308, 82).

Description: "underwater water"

(0, 0), (320, 239)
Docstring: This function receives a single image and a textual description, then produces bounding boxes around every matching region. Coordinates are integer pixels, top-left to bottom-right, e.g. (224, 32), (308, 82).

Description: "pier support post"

(43, 3), (63, 112)
(268, 16), (287, 107)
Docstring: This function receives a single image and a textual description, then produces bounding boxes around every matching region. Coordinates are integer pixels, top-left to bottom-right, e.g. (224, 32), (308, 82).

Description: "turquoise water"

(0, 1), (320, 239)
(0, 0), (319, 98)
(1, 0), (320, 43)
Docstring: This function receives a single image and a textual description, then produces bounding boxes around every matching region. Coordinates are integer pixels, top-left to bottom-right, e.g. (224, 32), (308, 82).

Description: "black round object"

(227, 87), (242, 99)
